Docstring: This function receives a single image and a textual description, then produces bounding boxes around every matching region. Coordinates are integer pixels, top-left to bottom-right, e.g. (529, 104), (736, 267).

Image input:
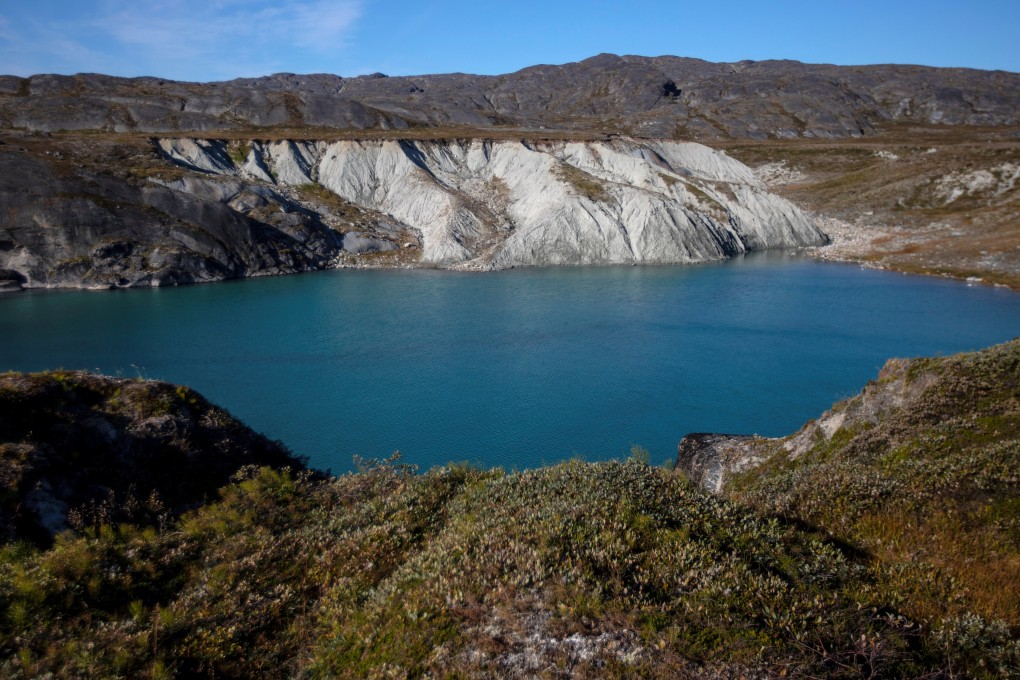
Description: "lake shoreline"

(5, 238), (1018, 295)
(4, 257), (1019, 474)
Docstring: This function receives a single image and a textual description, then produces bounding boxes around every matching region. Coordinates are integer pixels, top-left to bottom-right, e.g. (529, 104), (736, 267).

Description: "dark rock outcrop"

(0, 371), (306, 544)
(0, 268), (25, 292)
(0, 142), (348, 289)
(674, 433), (763, 492)
(2, 54), (1018, 138)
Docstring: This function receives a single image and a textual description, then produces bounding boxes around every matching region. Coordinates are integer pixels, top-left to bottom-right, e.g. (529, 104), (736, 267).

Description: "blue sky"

(1, 0), (1018, 81)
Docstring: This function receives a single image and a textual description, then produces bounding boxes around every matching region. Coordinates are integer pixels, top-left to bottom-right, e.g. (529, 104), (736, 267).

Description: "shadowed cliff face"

(2, 54), (1019, 138)
(0, 140), (346, 290)
(0, 135), (825, 290)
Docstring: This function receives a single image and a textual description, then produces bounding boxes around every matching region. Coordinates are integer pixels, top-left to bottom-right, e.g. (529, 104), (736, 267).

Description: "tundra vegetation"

(721, 126), (1020, 289)
(1, 55), (1019, 676)
(0, 341), (1017, 677)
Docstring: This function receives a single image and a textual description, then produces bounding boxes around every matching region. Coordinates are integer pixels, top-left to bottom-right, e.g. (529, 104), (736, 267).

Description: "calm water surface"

(3, 254), (1020, 472)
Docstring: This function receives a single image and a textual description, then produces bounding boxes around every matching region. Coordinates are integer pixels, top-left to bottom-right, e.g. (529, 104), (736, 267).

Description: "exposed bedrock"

(0, 146), (345, 290)
(158, 137), (827, 268)
(674, 433), (763, 493)
(675, 352), (944, 493)
(0, 136), (826, 289)
(3, 55), (1018, 138)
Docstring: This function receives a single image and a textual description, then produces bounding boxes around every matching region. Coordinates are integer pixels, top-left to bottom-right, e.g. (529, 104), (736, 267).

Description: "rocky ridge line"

(2, 53), (1019, 139)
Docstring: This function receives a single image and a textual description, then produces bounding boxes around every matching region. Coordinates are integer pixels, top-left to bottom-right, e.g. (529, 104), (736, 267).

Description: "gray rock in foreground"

(675, 433), (764, 493)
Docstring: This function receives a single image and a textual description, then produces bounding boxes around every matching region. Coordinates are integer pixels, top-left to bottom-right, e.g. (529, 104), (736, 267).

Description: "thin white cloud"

(98, 0), (362, 76)
(1, 1), (363, 80)
(288, 2), (362, 51)
(0, 15), (117, 76)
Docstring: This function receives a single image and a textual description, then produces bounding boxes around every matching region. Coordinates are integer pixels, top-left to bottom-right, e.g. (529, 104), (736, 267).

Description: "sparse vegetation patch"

(227, 141), (250, 166)
(554, 163), (610, 202)
(726, 340), (1020, 674)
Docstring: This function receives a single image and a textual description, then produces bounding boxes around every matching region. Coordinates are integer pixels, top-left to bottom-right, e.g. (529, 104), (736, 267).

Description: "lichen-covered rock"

(674, 433), (766, 492)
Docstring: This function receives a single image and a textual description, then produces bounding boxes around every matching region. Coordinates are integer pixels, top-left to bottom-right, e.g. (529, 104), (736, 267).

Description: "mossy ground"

(0, 455), (1015, 677)
(0, 345), (1018, 677)
(729, 340), (1020, 675)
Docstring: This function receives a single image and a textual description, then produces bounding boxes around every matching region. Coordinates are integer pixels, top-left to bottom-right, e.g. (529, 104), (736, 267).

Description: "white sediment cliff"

(157, 137), (828, 269)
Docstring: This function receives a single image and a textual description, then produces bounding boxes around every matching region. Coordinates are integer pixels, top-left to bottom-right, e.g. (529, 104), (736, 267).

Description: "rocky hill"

(0, 342), (1017, 677)
(3, 54), (1019, 139)
(0, 135), (824, 290)
(1, 53), (1017, 291)
(0, 371), (304, 545)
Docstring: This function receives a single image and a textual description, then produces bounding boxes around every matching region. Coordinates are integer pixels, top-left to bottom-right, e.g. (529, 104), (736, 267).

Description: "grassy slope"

(0, 342), (1018, 677)
(0, 462), (928, 678)
(728, 339), (1020, 672)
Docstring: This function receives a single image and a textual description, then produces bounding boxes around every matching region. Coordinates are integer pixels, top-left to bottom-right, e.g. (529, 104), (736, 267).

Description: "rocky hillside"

(0, 134), (347, 290)
(0, 135), (824, 290)
(720, 126), (1020, 288)
(678, 339), (1020, 641)
(0, 371), (303, 545)
(2, 54), (1019, 139)
(160, 136), (823, 267)
(1, 53), (1018, 292)
(0, 342), (1017, 677)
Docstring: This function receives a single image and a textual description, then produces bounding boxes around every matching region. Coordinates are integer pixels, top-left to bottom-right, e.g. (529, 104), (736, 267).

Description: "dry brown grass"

(721, 124), (1020, 289)
(857, 507), (1020, 625)
(38, 125), (618, 145)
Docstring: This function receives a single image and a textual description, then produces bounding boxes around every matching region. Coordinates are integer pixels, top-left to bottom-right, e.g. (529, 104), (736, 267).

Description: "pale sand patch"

(802, 213), (892, 264)
(752, 160), (807, 187)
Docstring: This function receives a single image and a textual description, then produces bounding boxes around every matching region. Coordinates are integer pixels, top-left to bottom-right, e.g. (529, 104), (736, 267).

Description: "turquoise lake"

(2, 253), (1020, 473)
